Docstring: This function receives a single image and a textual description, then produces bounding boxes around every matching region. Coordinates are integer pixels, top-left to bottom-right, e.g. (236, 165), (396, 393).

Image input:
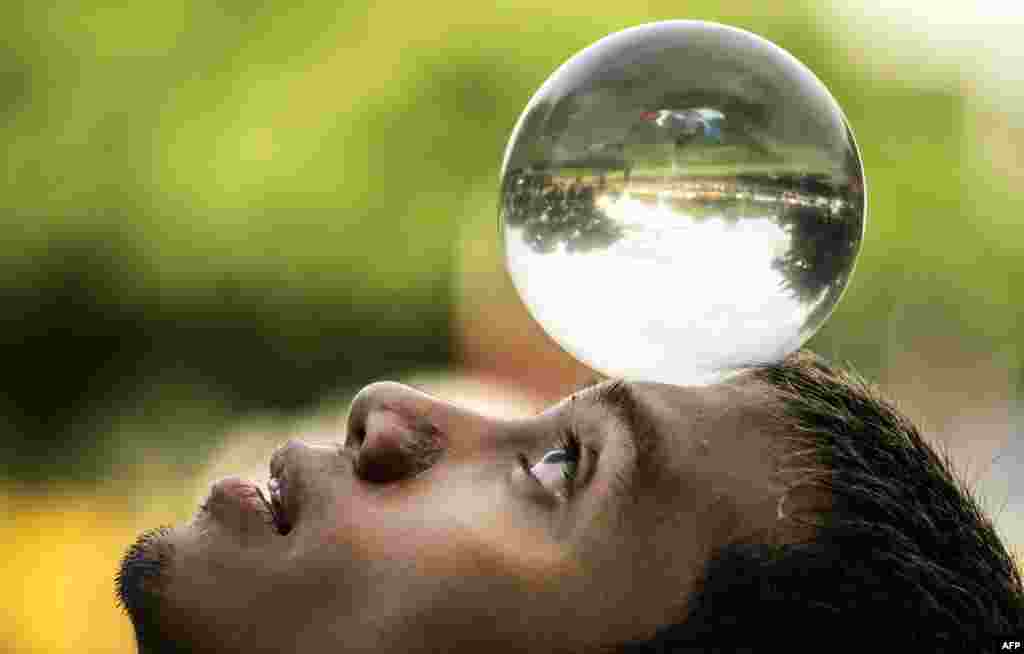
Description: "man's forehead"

(627, 378), (780, 465)
(632, 376), (768, 416)
(544, 378), (727, 432)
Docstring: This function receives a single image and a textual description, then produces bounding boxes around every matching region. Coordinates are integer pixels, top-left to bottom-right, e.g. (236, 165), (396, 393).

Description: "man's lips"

(201, 439), (340, 539)
(200, 474), (293, 537)
(265, 477), (293, 535)
(268, 439), (324, 536)
(200, 477), (277, 533)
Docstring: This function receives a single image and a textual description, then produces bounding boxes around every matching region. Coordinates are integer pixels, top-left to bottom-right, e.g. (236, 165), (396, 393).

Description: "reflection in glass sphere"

(500, 20), (866, 386)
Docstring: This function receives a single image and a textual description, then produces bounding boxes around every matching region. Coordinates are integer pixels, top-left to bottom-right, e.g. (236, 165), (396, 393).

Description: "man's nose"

(345, 381), (469, 484)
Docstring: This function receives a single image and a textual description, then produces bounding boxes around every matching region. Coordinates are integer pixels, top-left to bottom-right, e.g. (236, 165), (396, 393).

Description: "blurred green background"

(3, 1), (1023, 651)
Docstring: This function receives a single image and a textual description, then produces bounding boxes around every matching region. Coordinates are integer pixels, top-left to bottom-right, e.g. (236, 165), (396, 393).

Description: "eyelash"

(518, 427), (583, 496)
(558, 428), (582, 484)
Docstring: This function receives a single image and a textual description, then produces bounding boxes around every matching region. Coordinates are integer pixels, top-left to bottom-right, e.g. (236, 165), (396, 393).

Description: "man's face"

(122, 379), (793, 653)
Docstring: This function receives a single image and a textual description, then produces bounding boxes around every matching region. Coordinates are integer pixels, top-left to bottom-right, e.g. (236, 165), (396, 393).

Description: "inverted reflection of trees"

(772, 196), (862, 324)
(501, 169), (625, 254)
(501, 168), (862, 286)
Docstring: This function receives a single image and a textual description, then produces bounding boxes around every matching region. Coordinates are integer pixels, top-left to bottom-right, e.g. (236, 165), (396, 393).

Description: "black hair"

(617, 351), (1024, 653)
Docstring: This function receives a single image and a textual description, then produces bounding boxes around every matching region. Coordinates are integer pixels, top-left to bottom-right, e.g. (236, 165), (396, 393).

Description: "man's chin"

(115, 524), (199, 653)
(116, 525), (172, 624)
(115, 493), (293, 654)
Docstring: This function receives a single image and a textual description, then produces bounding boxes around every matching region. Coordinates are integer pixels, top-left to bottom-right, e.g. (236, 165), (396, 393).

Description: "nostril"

(356, 445), (415, 484)
(343, 382), (449, 483)
(353, 408), (445, 484)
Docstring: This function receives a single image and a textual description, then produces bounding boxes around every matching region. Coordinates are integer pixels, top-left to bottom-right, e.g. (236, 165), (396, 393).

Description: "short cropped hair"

(618, 351), (1024, 653)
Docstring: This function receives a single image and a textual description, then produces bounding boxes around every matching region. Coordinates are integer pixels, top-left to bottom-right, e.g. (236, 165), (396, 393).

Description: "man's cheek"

(317, 483), (571, 585)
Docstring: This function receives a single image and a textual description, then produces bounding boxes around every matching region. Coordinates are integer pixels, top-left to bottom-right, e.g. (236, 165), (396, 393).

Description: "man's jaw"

(116, 526), (188, 653)
(115, 439), (357, 652)
(116, 526), (173, 619)
(114, 474), (298, 652)
(115, 439), (320, 616)
(115, 515), (300, 654)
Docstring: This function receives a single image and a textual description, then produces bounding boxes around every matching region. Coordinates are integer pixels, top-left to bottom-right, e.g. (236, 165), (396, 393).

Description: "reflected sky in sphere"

(500, 21), (865, 385)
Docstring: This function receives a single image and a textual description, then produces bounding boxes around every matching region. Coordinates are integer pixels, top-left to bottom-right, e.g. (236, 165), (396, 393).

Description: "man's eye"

(521, 431), (582, 498)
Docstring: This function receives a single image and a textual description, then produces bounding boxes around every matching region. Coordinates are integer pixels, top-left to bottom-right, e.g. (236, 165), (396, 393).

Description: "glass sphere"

(500, 20), (866, 385)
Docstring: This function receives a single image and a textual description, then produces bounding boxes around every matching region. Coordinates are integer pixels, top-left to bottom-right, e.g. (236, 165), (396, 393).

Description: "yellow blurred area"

(2, 486), (155, 653)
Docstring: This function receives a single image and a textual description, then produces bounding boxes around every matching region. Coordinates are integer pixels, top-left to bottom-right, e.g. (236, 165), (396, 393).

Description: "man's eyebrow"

(589, 380), (663, 504)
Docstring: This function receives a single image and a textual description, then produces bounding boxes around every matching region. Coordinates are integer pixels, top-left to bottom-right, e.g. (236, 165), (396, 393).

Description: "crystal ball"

(500, 20), (865, 385)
